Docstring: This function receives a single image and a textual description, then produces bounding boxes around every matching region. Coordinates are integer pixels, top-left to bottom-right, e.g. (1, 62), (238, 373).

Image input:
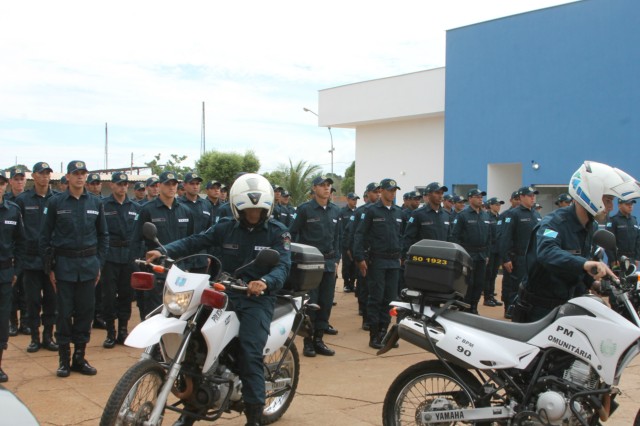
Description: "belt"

(463, 245), (488, 252)
(0, 259), (13, 269)
(56, 247), (98, 258)
(371, 252), (401, 260)
(519, 285), (567, 310)
(322, 251), (336, 260)
(109, 239), (130, 248)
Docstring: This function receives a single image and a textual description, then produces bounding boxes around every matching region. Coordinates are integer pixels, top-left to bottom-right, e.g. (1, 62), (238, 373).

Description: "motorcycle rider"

(513, 161), (640, 322)
(145, 173), (291, 426)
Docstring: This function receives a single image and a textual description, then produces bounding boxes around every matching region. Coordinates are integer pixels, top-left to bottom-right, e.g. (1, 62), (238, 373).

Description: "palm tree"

(281, 160), (321, 206)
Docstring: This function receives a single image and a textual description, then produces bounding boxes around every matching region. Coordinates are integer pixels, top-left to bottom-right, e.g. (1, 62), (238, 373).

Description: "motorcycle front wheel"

(262, 342), (300, 424)
(100, 359), (166, 426)
(382, 360), (486, 426)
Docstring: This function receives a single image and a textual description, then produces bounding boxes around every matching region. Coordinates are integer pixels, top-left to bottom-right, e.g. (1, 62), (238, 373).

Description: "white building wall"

(355, 116), (444, 204)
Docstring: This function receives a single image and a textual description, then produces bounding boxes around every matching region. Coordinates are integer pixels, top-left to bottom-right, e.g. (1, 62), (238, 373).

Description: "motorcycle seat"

(440, 306), (560, 342)
(272, 299), (295, 321)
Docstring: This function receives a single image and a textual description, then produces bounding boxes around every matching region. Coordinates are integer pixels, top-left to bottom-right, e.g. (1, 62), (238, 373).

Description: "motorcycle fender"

(264, 312), (295, 355)
(201, 310), (240, 373)
(433, 319), (540, 369)
(125, 315), (187, 348)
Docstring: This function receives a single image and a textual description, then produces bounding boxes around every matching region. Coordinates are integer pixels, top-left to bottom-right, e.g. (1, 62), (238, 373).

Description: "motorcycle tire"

(100, 358), (166, 426)
(262, 342), (300, 424)
(382, 360), (488, 426)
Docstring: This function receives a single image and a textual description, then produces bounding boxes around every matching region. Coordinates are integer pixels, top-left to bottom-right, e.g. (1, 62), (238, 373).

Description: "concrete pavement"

(3, 277), (640, 425)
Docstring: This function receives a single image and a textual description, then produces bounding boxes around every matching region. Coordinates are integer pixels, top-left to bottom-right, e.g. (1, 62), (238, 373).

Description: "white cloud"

(0, 0), (576, 175)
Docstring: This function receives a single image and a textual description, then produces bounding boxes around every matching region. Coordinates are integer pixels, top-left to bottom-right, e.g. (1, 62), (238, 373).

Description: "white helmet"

(569, 161), (640, 216)
(229, 173), (275, 221)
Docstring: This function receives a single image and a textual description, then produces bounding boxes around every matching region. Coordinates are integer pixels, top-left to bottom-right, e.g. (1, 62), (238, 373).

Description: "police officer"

(220, 184), (229, 203)
(442, 194), (454, 217)
(499, 186), (542, 317)
(7, 167), (29, 336)
(86, 173), (102, 197)
(403, 182), (450, 258)
(178, 172), (213, 273)
(271, 185), (284, 223)
(130, 171), (194, 319)
(277, 190), (295, 228)
(495, 190), (521, 317)
(450, 195), (467, 221)
(101, 172), (141, 348)
(146, 173), (290, 426)
(339, 192), (360, 293)
(205, 179), (223, 220)
(290, 176), (341, 357)
(39, 160), (109, 378)
(354, 178), (403, 349)
(132, 181), (146, 204)
(514, 161), (640, 322)
(144, 176), (160, 203)
(449, 189), (491, 314)
(345, 182), (381, 330)
(176, 182), (186, 198)
(398, 190), (422, 296)
(555, 193), (573, 208)
(0, 170), (26, 382)
(58, 176), (68, 193)
(483, 197), (504, 308)
(605, 199), (639, 267)
(14, 162), (59, 353)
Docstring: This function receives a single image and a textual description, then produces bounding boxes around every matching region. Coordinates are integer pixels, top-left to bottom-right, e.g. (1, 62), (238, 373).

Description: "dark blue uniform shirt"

(103, 194), (141, 264)
(354, 200), (404, 267)
(605, 211), (640, 260)
(449, 206), (492, 261)
(402, 204), (450, 257)
(14, 188), (56, 270)
(39, 191), (109, 281)
(0, 199), (26, 282)
(499, 205), (541, 263)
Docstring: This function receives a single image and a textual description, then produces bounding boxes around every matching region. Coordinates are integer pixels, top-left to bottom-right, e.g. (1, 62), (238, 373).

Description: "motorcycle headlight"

(163, 287), (194, 316)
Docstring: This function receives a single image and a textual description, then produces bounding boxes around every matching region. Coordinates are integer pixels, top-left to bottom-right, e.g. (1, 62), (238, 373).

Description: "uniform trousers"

(340, 250), (356, 287)
(55, 279), (95, 345)
(101, 262), (133, 324)
(367, 266), (399, 330)
(23, 270), (57, 330)
(483, 253), (500, 298)
(0, 282), (11, 349)
(464, 259), (487, 306)
(229, 293), (274, 406)
(308, 271), (336, 331)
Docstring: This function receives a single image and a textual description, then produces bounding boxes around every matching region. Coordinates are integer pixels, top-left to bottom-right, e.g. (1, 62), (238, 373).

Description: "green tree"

(145, 153), (190, 177)
(266, 159), (321, 206)
(196, 150), (261, 186)
(341, 161), (355, 194)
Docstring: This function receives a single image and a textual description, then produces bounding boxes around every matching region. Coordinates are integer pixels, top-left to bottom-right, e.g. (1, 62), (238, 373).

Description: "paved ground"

(3, 276), (640, 425)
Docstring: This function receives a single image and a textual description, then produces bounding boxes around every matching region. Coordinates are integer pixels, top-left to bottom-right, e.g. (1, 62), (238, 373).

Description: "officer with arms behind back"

(512, 161), (640, 322)
(146, 173), (291, 426)
(39, 160), (109, 378)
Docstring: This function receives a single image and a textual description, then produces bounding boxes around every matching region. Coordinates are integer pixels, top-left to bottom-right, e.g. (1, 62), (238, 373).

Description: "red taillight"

(201, 288), (228, 309)
(131, 272), (156, 290)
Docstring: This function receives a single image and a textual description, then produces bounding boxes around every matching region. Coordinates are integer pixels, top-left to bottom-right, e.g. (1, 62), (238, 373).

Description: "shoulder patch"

(543, 229), (558, 239)
(505, 217), (511, 223)
(282, 231), (291, 251)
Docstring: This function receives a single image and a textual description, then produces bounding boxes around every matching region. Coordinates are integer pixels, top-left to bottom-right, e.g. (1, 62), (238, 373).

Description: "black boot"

(18, 310), (31, 335)
(71, 344), (97, 375)
(9, 312), (18, 337)
(369, 327), (383, 349)
(172, 414), (196, 426)
(0, 349), (7, 383)
(57, 344), (71, 378)
(103, 322), (116, 349)
(27, 330), (41, 353)
(302, 336), (316, 357)
(313, 330), (335, 356)
(244, 403), (264, 426)
(42, 326), (59, 351)
(116, 320), (128, 345)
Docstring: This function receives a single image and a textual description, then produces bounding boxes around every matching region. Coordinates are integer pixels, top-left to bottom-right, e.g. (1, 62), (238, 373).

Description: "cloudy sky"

(1, 0), (576, 177)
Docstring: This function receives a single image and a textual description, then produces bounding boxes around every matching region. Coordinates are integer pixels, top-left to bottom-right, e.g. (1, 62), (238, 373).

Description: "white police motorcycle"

(379, 230), (640, 425)
(100, 223), (323, 426)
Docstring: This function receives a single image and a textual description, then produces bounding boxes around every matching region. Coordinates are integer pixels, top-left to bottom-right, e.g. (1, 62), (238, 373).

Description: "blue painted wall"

(444, 0), (640, 188)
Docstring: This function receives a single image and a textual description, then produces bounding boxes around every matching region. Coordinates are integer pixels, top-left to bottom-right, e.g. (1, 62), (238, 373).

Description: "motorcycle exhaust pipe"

(172, 375), (195, 400)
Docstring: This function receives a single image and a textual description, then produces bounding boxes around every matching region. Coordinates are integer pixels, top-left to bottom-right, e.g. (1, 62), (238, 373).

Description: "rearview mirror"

(143, 222), (159, 242)
(255, 249), (280, 268)
(592, 229), (616, 252)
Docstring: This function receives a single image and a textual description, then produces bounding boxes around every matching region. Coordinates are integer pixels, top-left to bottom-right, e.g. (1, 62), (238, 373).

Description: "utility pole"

(201, 101), (206, 156)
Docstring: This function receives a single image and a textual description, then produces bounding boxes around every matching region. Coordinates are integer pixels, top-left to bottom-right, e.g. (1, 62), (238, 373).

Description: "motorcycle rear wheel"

(262, 342), (300, 424)
(100, 359), (166, 426)
(382, 360), (487, 426)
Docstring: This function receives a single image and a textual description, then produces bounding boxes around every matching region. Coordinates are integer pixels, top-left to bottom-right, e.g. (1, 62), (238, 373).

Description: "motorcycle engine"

(534, 360), (598, 425)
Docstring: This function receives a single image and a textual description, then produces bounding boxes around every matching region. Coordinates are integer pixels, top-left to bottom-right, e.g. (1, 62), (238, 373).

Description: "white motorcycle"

(100, 223), (324, 426)
(379, 232), (640, 425)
